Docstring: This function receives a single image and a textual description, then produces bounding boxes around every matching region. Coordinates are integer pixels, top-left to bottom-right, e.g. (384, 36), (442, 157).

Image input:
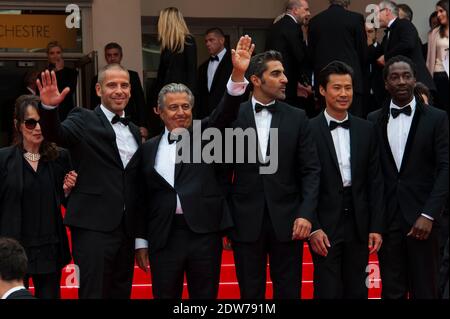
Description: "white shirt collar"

(251, 96), (276, 112)
(1, 286), (26, 299)
(390, 96), (416, 111)
(216, 48), (227, 61)
(324, 109), (349, 125)
(286, 13), (298, 24)
(100, 104), (125, 123)
(387, 17), (397, 28)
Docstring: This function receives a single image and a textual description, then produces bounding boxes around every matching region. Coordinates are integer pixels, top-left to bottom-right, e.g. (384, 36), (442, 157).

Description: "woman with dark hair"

(414, 82), (434, 105)
(148, 7), (197, 136)
(0, 95), (77, 299)
(427, 0), (449, 113)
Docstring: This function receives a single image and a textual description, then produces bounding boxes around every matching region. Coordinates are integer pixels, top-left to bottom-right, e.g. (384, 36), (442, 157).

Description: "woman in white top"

(427, 0), (449, 113)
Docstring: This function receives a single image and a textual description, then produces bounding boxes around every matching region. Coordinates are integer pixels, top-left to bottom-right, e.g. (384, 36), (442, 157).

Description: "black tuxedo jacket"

(5, 288), (35, 299)
(308, 5), (367, 94)
(226, 101), (321, 242)
(378, 18), (435, 91)
(0, 145), (71, 267)
(310, 113), (384, 241)
(196, 49), (233, 119)
(90, 70), (148, 127)
(39, 106), (142, 236)
(368, 102), (448, 229)
(137, 92), (243, 253)
(265, 15), (309, 102)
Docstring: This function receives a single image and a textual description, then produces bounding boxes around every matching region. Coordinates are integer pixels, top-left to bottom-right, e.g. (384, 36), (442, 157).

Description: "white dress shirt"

(100, 105), (138, 168)
(1, 286), (26, 299)
(135, 76), (249, 250)
(387, 98), (433, 221)
(41, 103), (138, 168)
(207, 48), (227, 91)
(324, 110), (352, 187)
(387, 98), (416, 172)
(252, 97), (275, 162)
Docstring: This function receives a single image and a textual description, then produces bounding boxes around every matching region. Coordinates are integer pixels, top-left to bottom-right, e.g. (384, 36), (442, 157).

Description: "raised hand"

(231, 35), (255, 82)
(36, 70), (70, 107)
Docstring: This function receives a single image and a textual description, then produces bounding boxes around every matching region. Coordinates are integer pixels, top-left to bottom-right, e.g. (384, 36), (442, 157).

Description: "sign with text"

(0, 14), (77, 49)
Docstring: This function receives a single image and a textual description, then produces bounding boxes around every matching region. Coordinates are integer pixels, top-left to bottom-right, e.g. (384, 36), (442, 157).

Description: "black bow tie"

(167, 133), (182, 145)
(384, 27), (391, 34)
(329, 120), (350, 131)
(255, 103), (276, 113)
(209, 56), (219, 62)
(391, 105), (412, 118)
(111, 114), (130, 126)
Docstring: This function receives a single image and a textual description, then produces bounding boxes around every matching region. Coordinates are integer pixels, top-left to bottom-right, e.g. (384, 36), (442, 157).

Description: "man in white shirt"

(368, 55), (449, 299)
(309, 61), (384, 298)
(134, 35), (254, 299)
(225, 50), (321, 299)
(37, 63), (143, 299)
(0, 238), (34, 300)
(196, 28), (234, 119)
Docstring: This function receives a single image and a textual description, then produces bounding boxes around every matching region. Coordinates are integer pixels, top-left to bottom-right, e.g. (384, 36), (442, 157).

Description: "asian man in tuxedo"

(309, 61), (384, 298)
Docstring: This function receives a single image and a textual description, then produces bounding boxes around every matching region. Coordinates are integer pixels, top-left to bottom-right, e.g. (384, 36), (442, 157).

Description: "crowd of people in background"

(0, 0), (449, 300)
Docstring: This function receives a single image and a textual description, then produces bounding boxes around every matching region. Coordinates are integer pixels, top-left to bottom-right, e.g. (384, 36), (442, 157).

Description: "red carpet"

(29, 243), (382, 299)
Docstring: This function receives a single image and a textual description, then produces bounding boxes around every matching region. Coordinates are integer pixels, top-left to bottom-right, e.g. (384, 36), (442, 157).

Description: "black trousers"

(148, 215), (223, 299)
(24, 272), (61, 299)
(232, 207), (303, 299)
(378, 223), (441, 299)
(70, 221), (135, 299)
(311, 187), (369, 299)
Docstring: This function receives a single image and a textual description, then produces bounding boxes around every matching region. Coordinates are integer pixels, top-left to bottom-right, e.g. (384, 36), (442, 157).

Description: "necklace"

(23, 152), (41, 162)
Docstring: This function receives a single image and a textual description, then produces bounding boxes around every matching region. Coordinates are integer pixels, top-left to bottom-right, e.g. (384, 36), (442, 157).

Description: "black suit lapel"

(150, 133), (175, 189)
(125, 123), (142, 169)
(380, 106), (398, 172)
(94, 106), (123, 167)
(399, 103), (423, 174)
(243, 102), (264, 162)
(267, 104), (282, 158)
(348, 115), (358, 180)
(210, 51), (230, 92)
(319, 113), (341, 174)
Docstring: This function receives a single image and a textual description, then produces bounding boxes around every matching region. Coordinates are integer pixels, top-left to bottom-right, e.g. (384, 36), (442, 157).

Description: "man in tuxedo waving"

(37, 64), (142, 299)
(227, 51), (321, 299)
(135, 36), (254, 299)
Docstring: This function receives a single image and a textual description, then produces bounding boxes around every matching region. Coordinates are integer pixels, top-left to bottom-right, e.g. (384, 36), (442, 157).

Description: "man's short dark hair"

(104, 42), (123, 55)
(398, 3), (413, 21)
(0, 238), (27, 282)
(205, 27), (225, 38)
(383, 55), (417, 80)
(317, 60), (354, 89)
(247, 50), (284, 80)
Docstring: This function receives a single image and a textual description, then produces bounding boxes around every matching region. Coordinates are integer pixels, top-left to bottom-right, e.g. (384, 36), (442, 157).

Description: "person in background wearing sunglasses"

(0, 95), (77, 299)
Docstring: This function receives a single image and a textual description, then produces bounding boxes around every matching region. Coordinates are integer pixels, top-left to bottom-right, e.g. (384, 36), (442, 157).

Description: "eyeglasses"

(23, 118), (41, 130)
